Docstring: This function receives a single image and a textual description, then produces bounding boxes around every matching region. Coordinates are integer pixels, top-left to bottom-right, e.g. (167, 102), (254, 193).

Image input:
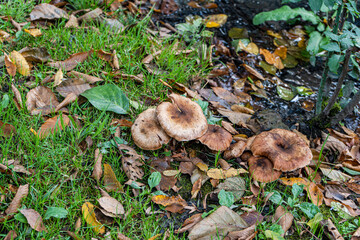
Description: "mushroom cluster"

(131, 94), (232, 151)
(226, 128), (312, 183)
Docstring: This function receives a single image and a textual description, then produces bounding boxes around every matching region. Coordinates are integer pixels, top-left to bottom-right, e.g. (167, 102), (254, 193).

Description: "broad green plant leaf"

(218, 189), (234, 207)
(148, 171), (161, 189)
(328, 54), (342, 73)
(264, 230), (285, 240)
(81, 84), (129, 114)
(14, 212), (28, 223)
(298, 202), (320, 219)
(282, 0), (302, 3)
(277, 85), (295, 101)
(322, 42), (341, 52)
(267, 191), (283, 205)
(44, 207), (68, 219)
(253, 6), (320, 25)
(307, 212), (324, 230)
(292, 183), (304, 199)
(307, 31), (322, 54)
(296, 86), (314, 96)
(309, 0), (323, 12)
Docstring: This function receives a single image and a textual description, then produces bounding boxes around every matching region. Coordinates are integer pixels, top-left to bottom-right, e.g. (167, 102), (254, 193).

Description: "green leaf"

(298, 202), (320, 219)
(218, 189), (235, 207)
(270, 224), (285, 235)
(309, 0), (323, 12)
(264, 230), (285, 240)
(307, 212), (324, 230)
(148, 172), (161, 189)
(14, 212), (28, 223)
(307, 31), (323, 54)
(323, 0), (336, 8)
(328, 54), (341, 73)
(268, 191), (283, 205)
(253, 6), (320, 25)
(330, 201), (354, 219)
(277, 85), (296, 101)
(282, 0), (302, 3)
(322, 42), (341, 52)
(342, 167), (360, 175)
(44, 207), (68, 220)
(81, 84), (129, 114)
(1, 94), (9, 109)
(292, 183), (304, 199)
(296, 86), (314, 96)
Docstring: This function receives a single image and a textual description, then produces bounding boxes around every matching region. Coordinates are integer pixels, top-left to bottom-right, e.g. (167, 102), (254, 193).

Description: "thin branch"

(331, 90), (360, 125)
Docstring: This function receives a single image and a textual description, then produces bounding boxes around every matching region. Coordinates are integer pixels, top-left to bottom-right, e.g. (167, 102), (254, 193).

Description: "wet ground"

(155, 0), (360, 133)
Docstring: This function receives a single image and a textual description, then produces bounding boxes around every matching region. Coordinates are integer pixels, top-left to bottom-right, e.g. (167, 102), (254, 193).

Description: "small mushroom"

(248, 156), (282, 183)
(156, 94), (208, 141)
(198, 124), (232, 151)
(131, 108), (170, 150)
(250, 129), (312, 172)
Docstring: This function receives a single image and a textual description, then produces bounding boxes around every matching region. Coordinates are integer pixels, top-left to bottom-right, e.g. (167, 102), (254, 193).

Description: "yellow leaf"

(9, 50), (30, 76)
(205, 14), (228, 28)
(24, 28), (42, 37)
(148, 234), (162, 240)
(54, 68), (63, 86)
(82, 202), (105, 234)
(206, 21), (220, 28)
(30, 128), (37, 135)
(280, 177), (310, 187)
(103, 163), (123, 192)
(196, 162), (208, 172)
(207, 167), (247, 179)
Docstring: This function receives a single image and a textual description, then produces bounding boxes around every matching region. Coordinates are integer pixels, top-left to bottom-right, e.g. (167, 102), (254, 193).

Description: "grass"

(1, 1), (359, 240)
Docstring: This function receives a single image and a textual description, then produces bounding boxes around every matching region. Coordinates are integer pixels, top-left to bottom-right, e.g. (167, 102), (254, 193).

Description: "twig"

(295, 221), (321, 240)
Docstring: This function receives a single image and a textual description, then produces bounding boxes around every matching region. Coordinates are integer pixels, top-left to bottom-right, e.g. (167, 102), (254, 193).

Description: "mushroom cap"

(131, 108), (171, 150)
(248, 156), (282, 183)
(224, 140), (246, 159)
(156, 94), (208, 141)
(198, 124), (232, 151)
(250, 129), (312, 172)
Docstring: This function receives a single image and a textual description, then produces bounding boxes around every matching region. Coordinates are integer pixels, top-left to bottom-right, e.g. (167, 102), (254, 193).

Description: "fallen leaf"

(82, 202), (105, 234)
(4, 230), (17, 240)
(69, 71), (103, 83)
(216, 177), (245, 201)
(24, 28), (42, 37)
(307, 182), (324, 206)
(118, 232), (132, 240)
(176, 213), (202, 233)
(188, 206), (248, 239)
(260, 48), (275, 65)
(226, 225), (256, 240)
(279, 177), (310, 187)
(273, 205), (293, 237)
(20, 209), (47, 232)
(242, 64), (265, 80)
(30, 3), (68, 21)
(65, 15), (79, 28)
(117, 144), (144, 181)
(26, 86), (60, 115)
(274, 46), (287, 59)
(320, 219), (345, 240)
(188, 1), (201, 8)
(92, 148), (103, 181)
(160, 0), (178, 14)
(98, 196), (124, 216)
(205, 14), (228, 28)
(150, 157), (177, 191)
(56, 78), (91, 97)
(0, 121), (16, 137)
(9, 50), (30, 76)
(48, 50), (93, 71)
(320, 168), (352, 182)
(11, 83), (23, 107)
(4, 53), (16, 76)
(207, 167), (247, 179)
(78, 8), (102, 22)
(5, 184), (29, 215)
(54, 92), (77, 112)
(217, 108), (252, 125)
(151, 195), (187, 213)
(54, 68), (64, 86)
(212, 87), (242, 104)
(19, 47), (51, 63)
(38, 115), (70, 139)
(103, 163), (123, 192)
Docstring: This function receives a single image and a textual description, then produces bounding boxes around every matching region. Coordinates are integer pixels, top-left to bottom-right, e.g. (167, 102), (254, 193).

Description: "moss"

(177, 175), (194, 200)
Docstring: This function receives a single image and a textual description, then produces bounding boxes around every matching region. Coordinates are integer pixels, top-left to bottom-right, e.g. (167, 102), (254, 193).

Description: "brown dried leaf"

(207, 167), (247, 179)
(226, 225), (256, 240)
(69, 71), (103, 83)
(20, 209), (47, 232)
(26, 86), (60, 115)
(92, 148), (103, 181)
(176, 213), (202, 234)
(260, 48), (275, 65)
(212, 87), (241, 104)
(320, 168), (351, 182)
(150, 157), (177, 191)
(9, 50), (30, 76)
(30, 3), (68, 21)
(54, 92), (77, 112)
(56, 78), (91, 97)
(48, 50), (93, 71)
(38, 115), (70, 139)
(65, 15), (79, 28)
(5, 184), (29, 215)
(4, 53), (16, 76)
(191, 177), (202, 199)
(82, 202), (105, 234)
(217, 108), (252, 125)
(0, 121), (16, 137)
(273, 206), (293, 237)
(11, 83), (23, 107)
(151, 195), (187, 213)
(118, 232), (132, 240)
(24, 28), (42, 37)
(274, 46), (287, 59)
(242, 64), (265, 80)
(103, 163), (123, 192)
(4, 230), (17, 240)
(279, 177), (310, 187)
(54, 68), (64, 86)
(306, 182), (324, 206)
(98, 196), (124, 216)
(19, 47), (51, 63)
(78, 8), (102, 22)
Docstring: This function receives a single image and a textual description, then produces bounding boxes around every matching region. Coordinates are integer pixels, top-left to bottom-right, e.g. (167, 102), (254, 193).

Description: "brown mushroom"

(248, 156), (282, 183)
(197, 124), (232, 151)
(156, 94), (208, 141)
(250, 129), (312, 172)
(131, 108), (170, 150)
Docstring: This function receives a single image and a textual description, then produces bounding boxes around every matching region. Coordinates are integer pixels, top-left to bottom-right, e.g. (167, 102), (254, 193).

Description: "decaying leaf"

(176, 213), (202, 234)
(20, 209), (47, 232)
(82, 202), (105, 234)
(212, 87), (242, 104)
(26, 86), (60, 115)
(188, 206), (248, 239)
(37, 115), (70, 139)
(320, 168), (352, 182)
(19, 47), (51, 63)
(279, 177), (310, 187)
(4, 230), (17, 240)
(54, 68), (64, 86)
(151, 195), (187, 213)
(205, 14), (228, 28)
(273, 205), (293, 237)
(65, 15), (79, 28)
(69, 71), (103, 83)
(4, 53), (16, 77)
(207, 167), (247, 179)
(217, 108), (252, 125)
(117, 144), (144, 182)
(307, 182), (324, 206)
(5, 184), (29, 215)
(24, 28), (42, 37)
(150, 157), (177, 191)
(92, 148), (103, 181)
(48, 50), (93, 71)
(78, 8), (102, 22)
(216, 177), (245, 201)
(56, 78), (91, 97)
(30, 3), (69, 21)
(103, 163), (123, 192)
(98, 196), (124, 216)
(0, 121), (16, 137)
(9, 50), (30, 76)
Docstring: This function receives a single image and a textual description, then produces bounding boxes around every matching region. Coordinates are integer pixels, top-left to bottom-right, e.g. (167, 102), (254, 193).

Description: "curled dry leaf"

(69, 71), (103, 83)
(78, 8), (102, 22)
(24, 28), (42, 37)
(0, 121), (16, 137)
(5, 184), (29, 215)
(38, 115), (70, 139)
(30, 3), (69, 21)
(273, 205), (293, 237)
(19, 47), (51, 63)
(54, 68), (64, 86)
(82, 202), (105, 234)
(26, 86), (60, 115)
(307, 182), (324, 206)
(4, 53), (16, 77)
(48, 50), (93, 71)
(20, 209), (47, 232)
(9, 50), (30, 76)
(212, 87), (241, 104)
(56, 78), (91, 97)
(11, 83), (23, 107)
(92, 148), (103, 181)
(54, 92), (77, 112)
(242, 64), (265, 80)
(98, 196), (124, 216)
(207, 167), (247, 179)
(217, 108), (252, 125)
(151, 195), (187, 213)
(279, 177), (310, 187)
(103, 163), (123, 192)
(117, 144), (144, 182)
(65, 15), (79, 28)
(176, 213), (202, 234)
(4, 230), (17, 240)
